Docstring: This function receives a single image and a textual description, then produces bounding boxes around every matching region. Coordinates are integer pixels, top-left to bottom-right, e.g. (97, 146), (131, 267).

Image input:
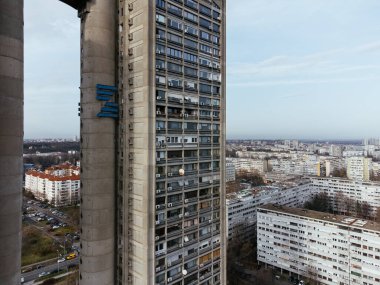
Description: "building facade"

(346, 157), (372, 181)
(105, 0), (227, 284)
(257, 205), (380, 285)
(25, 163), (80, 207)
(226, 162), (235, 182)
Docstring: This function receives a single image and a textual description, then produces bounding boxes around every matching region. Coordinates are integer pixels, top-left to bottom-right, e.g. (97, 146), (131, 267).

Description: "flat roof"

(259, 204), (380, 232)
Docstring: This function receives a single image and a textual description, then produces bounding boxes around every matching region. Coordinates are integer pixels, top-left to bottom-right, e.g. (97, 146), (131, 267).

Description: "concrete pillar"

(0, 0), (23, 284)
(79, 1), (116, 284)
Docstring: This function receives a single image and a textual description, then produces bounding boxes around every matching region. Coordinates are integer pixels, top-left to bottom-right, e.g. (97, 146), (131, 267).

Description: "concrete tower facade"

(0, 0), (24, 284)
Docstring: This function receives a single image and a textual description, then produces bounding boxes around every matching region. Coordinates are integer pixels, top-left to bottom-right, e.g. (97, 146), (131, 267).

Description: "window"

(184, 0), (197, 10)
(156, 59), (166, 70)
(184, 38), (198, 49)
(184, 25), (198, 36)
(156, 14), (166, 24)
(156, 28), (166, 39)
(167, 47), (182, 59)
(200, 17), (212, 29)
(212, 35), (220, 45)
(156, 44), (165, 54)
(168, 77), (183, 88)
(167, 3), (182, 16)
(167, 32), (182, 45)
(199, 70), (212, 80)
(184, 66), (198, 77)
(200, 44), (212, 55)
(156, 0), (165, 9)
(168, 18), (183, 30)
(199, 4), (211, 16)
(168, 121), (182, 129)
(213, 23), (220, 33)
(156, 75), (166, 85)
(184, 11), (197, 22)
(156, 90), (166, 100)
(185, 80), (197, 90)
(199, 57), (212, 67)
(200, 30), (211, 41)
(200, 83), (212, 93)
(184, 52), (198, 63)
(168, 62), (182, 73)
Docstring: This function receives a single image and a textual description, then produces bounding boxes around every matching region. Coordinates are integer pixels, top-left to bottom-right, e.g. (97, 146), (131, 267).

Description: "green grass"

(22, 226), (60, 266)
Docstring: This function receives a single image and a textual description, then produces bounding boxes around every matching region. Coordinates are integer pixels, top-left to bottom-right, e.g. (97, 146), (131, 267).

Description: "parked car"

(57, 258), (66, 263)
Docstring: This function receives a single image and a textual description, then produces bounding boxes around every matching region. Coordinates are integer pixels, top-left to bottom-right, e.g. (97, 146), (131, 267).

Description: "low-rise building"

(25, 163), (80, 206)
(257, 204), (380, 285)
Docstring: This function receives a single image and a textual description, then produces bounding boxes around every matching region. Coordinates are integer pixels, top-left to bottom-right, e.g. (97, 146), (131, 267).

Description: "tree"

(304, 192), (330, 212)
(332, 168), (347, 178)
(344, 197), (355, 216)
(375, 207), (380, 224)
(362, 201), (373, 219)
(335, 191), (346, 215)
(356, 201), (363, 218)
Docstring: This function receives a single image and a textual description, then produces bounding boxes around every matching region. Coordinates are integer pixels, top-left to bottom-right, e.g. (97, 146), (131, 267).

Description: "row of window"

(156, 75), (220, 95)
(157, 28), (220, 57)
(156, 0), (221, 21)
(156, 13), (220, 45)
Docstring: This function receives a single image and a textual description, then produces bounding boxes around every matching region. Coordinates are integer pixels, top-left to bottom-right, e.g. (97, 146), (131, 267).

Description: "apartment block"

(25, 163), (80, 206)
(257, 205), (380, 285)
(346, 157), (372, 181)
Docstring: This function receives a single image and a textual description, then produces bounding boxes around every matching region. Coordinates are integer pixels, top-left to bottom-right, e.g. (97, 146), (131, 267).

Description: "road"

(21, 257), (79, 283)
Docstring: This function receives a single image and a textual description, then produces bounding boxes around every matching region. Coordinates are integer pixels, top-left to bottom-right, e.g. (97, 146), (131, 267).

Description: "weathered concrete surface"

(0, 0), (24, 284)
(79, 0), (116, 284)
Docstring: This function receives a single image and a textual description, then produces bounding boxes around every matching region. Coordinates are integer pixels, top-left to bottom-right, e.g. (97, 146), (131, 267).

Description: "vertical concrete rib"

(79, 1), (116, 284)
(0, 0), (23, 284)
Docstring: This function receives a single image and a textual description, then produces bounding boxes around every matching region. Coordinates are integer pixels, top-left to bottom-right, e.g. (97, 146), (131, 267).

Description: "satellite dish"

(184, 236), (189, 242)
(179, 169), (185, 176)
(182, 269), (188, 276)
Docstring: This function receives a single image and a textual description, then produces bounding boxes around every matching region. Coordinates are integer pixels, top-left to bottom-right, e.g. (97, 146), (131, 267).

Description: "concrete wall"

(79, 1), (117, 284)
(0, 0), (24, 284)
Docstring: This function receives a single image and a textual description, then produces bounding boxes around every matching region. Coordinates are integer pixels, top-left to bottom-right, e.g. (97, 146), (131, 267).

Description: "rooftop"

(260, 204), (380, 232)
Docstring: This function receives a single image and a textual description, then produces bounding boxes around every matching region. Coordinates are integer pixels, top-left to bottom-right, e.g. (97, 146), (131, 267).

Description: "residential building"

(25, 163), (80, 206)
(257, 204), (380, 285)
(346, 157), (372, 181)
(226, 162), (235, 182)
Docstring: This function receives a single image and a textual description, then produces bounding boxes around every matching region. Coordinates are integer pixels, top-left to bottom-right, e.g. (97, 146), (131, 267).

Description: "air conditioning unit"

(167, 277), (173, 282)
(168, 203), (173, 207)
(184, 114), (189, 118)
(156, 190), (161, 194)
(156, 127), (161, 131)
(156, 157), (161, 161)
(179, 214), (183, 218)
(157, 96), (162, 100)
(155, 236), (160, 241)
(168, 173), (173, 177)
(167, 261), (172, 267)
(179, 243), (183, 248)
(156, 50), (161, 54)
(200, 276), (204, 280)
(155, 220), (160, 225)
(156, 174), (161, 178)
(184, 199), (189, 203)
(168, 82), (173, 86)
(209, 180), (213, 184)
(185, 212), (189, 217)
(200, 263), (204, 268)
(168, 187), (173, 191)
(156, 65), (161, 69)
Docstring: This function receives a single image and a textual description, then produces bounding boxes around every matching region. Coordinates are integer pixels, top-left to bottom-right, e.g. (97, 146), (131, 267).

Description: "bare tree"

(335, 191), (346, 215)
(344, 197), (355, 216)
(362, 202), (373, 219)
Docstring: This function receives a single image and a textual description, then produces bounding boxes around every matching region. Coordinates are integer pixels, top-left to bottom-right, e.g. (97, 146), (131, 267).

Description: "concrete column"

(79, 1), (116, 284)
(0, 0), (24, 284)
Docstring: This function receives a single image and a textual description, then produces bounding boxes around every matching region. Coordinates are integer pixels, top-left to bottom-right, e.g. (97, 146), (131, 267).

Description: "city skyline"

(25, 0), (380, 139)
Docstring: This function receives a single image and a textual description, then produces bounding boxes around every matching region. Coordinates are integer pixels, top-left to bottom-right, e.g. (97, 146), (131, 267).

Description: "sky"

(25, 0), (380, 139)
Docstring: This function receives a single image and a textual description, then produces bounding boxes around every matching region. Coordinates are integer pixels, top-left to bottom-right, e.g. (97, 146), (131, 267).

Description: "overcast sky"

(25, 0), (380, 139)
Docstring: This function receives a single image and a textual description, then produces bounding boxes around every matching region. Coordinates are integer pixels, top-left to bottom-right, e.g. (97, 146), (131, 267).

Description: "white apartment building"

(25, 163), (80, 206)
(226, 181), (312, 241)
(346, 157), (372, 181)
(226, 162), (236, 182)
(310, 177), (380, 213)
(227, 158), (267, 174)
(257, 204), (380, 285)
